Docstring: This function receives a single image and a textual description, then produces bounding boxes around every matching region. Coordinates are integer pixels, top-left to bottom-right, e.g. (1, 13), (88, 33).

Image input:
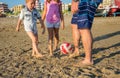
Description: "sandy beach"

(0, 15), (120, 78)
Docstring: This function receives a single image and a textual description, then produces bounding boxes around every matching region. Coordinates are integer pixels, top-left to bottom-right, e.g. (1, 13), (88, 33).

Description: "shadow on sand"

(93, 31), (120, 64)
(78, 31), (120, 64)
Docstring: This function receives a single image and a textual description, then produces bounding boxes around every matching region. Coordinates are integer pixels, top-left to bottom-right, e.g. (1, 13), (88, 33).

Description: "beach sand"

(0, 15), (120, 78)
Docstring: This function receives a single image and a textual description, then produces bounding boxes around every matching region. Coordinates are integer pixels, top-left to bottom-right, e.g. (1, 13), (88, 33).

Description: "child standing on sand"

(16, 0), (45, 58)
(42, 0), (64, 56)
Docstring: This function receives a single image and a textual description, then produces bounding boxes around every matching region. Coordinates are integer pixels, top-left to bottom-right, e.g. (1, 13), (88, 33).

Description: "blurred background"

(0, 0), (120, 17)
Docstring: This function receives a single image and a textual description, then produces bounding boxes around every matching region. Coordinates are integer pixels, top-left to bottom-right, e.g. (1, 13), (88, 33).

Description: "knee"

(49, 34), (54, 40)
(54, 33), (59, 39)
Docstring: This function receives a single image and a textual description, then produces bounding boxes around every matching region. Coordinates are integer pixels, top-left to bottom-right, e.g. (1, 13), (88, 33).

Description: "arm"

(60, 3), (65, 30)
(16, 9), (24, 32)
(39, 18), (45, 34)
(16, 19), (22, 32)
(42, 2), (47, 21)
(71, 0), (79, 14)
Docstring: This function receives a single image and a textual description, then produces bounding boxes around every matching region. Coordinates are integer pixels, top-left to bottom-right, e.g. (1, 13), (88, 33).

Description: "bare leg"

(32, 34), (38, 56)
(79, 29), (93, 64)
(47, 28), (54, 56)
(69, 24), (80, 58)
(26, 32), (43, 58)
(32, 50), (35, 56)
(53, 28), (59, 50)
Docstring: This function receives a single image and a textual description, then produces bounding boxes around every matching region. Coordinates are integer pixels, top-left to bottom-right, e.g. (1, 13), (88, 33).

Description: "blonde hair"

(26, 0), (35, 3)
(47, 0), (60, 3)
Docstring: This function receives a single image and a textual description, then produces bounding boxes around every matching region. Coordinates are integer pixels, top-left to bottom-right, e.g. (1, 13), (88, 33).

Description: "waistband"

(80, 0), (102, 3)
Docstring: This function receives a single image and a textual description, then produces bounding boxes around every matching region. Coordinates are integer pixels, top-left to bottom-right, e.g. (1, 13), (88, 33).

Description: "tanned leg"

(47, 28), (54, 56)
(27, 32), (43, 58)
(69, 24), (80, 58)
(53, 28), (59, 50)
(79, 29), (93, 64)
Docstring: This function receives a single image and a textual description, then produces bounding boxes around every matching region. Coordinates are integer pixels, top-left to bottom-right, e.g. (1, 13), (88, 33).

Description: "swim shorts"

(71, 1), (100, 29)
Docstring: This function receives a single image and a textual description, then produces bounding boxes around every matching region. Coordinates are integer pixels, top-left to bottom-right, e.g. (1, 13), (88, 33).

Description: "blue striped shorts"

(80, 0), (102, 3)
(71, 1), (100, 29)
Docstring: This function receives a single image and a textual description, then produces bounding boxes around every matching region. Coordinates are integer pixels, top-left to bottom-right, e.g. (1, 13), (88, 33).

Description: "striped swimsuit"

(71, 0), (103, 29)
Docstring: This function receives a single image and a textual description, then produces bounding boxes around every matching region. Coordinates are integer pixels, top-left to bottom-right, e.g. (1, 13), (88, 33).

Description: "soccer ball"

(60, 42), (73, 54)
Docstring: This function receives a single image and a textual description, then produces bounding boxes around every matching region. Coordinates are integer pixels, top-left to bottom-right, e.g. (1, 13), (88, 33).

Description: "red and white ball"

(60, 42), (73, 54)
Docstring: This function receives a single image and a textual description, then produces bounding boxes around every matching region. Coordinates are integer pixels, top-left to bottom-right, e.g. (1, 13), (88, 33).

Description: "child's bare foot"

(49, 53), (53, 57)
(32, 51), (35, 57)
(34, 53), (44, 58)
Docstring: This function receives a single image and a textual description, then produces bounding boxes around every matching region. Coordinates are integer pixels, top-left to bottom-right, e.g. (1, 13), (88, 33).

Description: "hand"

(41, 25), (45, 34)
(71, 1), (79, 14)
(61, 23), (65, 30)
(42, 28), (45, 34)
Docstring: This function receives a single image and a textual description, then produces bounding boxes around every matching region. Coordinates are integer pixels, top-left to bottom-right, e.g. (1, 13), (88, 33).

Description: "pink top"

(45, 0), (62, 23)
